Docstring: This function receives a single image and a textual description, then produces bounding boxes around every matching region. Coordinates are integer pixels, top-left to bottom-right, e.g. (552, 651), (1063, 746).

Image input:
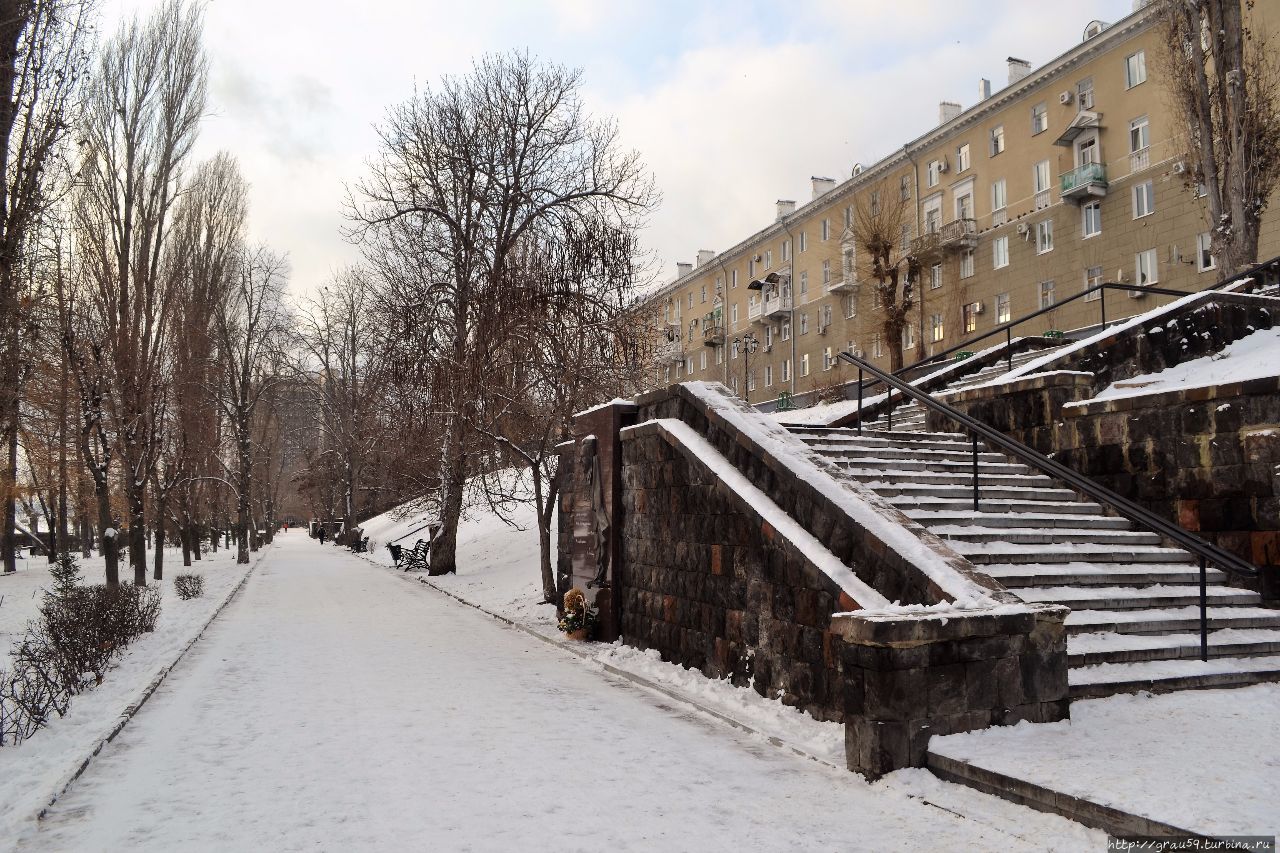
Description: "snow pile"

(930, 684), (1280, 836)
(1080, 325), (1280, 404)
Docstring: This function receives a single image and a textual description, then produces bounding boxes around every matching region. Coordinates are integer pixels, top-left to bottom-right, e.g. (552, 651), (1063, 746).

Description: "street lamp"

(733, 332), (760, 401)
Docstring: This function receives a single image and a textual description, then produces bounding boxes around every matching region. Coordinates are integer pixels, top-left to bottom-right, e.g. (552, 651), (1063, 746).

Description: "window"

(764, 249), (772, 269)
(844, 206), (852, 228)
(729, 375), (737, 393)
(957, 143), (970, 172)
(748, 259), (755, 277)
(699, 350), (707, 370)
(1033, 160), (1051, 193)
(1031, 102), (1048, 135)
(1125, 50), (1146, 88)
(996, 292), (1011, 323)
(956, 192), (974, 221)
(731, 339), (739, 359)
(799, 231), (808, 252)
(764, 325), (773, 347)
(731, 269), (738, 288)
(930, 313), (945, 342)
(872, 333), (884, 358)
(686, 357), (694, 374)
(960, 249), (974, 279)
(925, 207), (941, 234)
(926, 160), (941, 188)
(1136, 248), (1159, 285)
(991, 178), (1007, 212)
(929, 263), (943, 289)
(799, 270), (809, 297)
(800, 353), (810, 377)
(687, 293), (693, 310)
(870, 191), (880, 216)
(1197, 232), (1216, 272)
(990, 124), (1005, 156)
(963, 302), (979, 333)
(761, 367), (769, 388)
(823, 347), (834, 370)
(1078, 135), (1099, 166)
(1129, 115), (1149, 153)
(900, 175), (911, 200)
(822, 259), (831, 286)
(1082, 201), (1102, 238)
(993, 235), (1009, 269)
(1039, 279), (1056, 309)
(1036, 219), (1054, 254)
(821, 303), (832, 329)
(675, 360), (683, 378)
(700, 285), (706, 303)
(780, 320), (791, 341)
(1077, 76), (1094, 109)
(842, 293), (856, 319)
(902, 323), (916, 350)
(799, 313), (809, 335)
(781, 358), (791, 382)
(731, 304), (739, 324)
(715, 275), (723, 294)
(1085, 265), (1104, 301)
(900, 224), (911, 251)
(821, 218), (830, 241)
(1133, 181), (1154, 218)
(782, 239), (791, 262)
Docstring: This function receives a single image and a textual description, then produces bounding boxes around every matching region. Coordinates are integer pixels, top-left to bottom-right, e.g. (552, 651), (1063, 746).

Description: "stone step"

(839, 469), (1058, 489)
(808, 445), (1011, 464)
(1068, 628), (1280, 666)
(1065, 605), (1280, 636)
(894, 497), (1106, 515)
(817, 457), (1032, 475)
(959, 545), (1195, 566)
(1018, 584), (1259, 611)
(870, 483), (1080, 502)
(982, 562), (1229, 587)
(1067, 655), (1280, 699)
(928, 526), (1162, 546)
(903, 511), (1133, 530)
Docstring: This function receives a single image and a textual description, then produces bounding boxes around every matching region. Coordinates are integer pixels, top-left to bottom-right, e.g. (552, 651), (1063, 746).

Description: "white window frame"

(1197, 232), (1217, 272)
(1085, 265), (1104, 301)
(1129, 115), (1150, 153)
(929, 263), (943, 289)
(799, 313), (809, 335)
(902, 323), (916, 351)
(927, 160), (941, 188)
(930, 312), (944, 342)
(1132, 181), (1154, 218)
(821, 218), (830, 241)
(782, 239), (791, 262)
(989, 124), (1004, 156)
(1039, 279), (1056, 310)
(1033, 160), (1051, 193)
(781, 358), (791, 382)
(821, 259), (831, 285)
(1082, 201), (1102, 238)
(1036, 219), (1054, 254)
(731, 304), (739, 324)
(764, 249), (772, 269)
(799, 270), (808, 297)
(800, 353), (810, 377)
(991, 178), (1007, 213)
(699, 350), (707, 371)
(957, 143), (970, 172)
(1125, 50), (1146, 89)
(960, 249), (974, 279)
(993, 235), (1009, 269)
(996, 292), (1011, 323)
(872, 333), (883, 358)
(1031, 102), (1048, 135)
(1136, 248), (1159, 286)
(799, 231), (807, 252)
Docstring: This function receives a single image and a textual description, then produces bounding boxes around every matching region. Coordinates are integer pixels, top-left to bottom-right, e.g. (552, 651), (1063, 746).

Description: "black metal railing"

(838, 349), (1260, 662)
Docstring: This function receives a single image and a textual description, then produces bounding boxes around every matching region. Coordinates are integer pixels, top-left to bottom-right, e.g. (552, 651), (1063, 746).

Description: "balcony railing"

(702, 323), (725, 346)
(1130, 147), (1150, 174)
(826, 274), (857, 293)
(913, 218), (977, 257)
(656, 340), (683, 362)
(763, 292), (793, 318)
(747, 300), (762, 321)
(1060, 161), (1108, 201)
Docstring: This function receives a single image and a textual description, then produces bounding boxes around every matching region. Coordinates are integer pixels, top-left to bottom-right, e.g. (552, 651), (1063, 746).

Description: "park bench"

(398, 539), (428, 572)
(350, 536), (369, 553)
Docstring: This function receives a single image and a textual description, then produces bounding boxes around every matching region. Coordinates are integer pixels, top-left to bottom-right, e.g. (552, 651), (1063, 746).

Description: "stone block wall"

(834, 605), (1070, 779)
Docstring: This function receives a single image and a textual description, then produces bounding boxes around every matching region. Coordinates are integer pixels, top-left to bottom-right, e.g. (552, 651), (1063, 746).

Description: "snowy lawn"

(0, 545), (261, 848)
(929, 685), (1280, 837)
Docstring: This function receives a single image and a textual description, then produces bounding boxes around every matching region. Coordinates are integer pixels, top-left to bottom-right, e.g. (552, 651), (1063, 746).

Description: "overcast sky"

(100, 0), (1138, 295)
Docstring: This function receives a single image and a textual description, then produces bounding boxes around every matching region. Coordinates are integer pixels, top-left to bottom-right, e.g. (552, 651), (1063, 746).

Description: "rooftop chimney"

(676, 261), (693, 279)
(696, 249), (715, 267)
(1007, 57), (1031, 86)
(775, 199), (796, 221)
(811, 176), (836, 199)
(939, 101), (962, 125)
(978, 78), (992, 100)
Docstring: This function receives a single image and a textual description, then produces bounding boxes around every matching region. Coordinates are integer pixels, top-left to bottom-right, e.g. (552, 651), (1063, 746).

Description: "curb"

(33, 551), (266, 823)
(360, 553), (841, 771)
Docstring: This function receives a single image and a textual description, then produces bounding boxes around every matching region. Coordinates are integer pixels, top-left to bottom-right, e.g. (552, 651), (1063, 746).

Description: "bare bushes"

(174, 574), (204, 599)
(0, 554), (163, 746)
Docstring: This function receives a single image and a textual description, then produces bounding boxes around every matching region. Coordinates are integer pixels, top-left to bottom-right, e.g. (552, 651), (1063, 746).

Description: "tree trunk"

(80, 518), (91, 558)
(97, 484), (118, 586)
(429, 431), (467, 576)
(153, 494), (167, 580)
(126, 480), (147, 586)
(2, 410), (16, 574)
(181, 523), (191, 566)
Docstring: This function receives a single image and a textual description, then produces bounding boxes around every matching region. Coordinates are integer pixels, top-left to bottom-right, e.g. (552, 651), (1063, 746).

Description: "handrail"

(838, 348), (1259, 660)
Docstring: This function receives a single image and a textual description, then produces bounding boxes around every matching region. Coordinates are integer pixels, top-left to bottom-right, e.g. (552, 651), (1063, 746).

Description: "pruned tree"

(848, 179), (918, 371)
(74, 0), (208, 584)
(0, 0), (94, 574)
(1159, 0), (1280, 275)
(348, 50), (657, 575)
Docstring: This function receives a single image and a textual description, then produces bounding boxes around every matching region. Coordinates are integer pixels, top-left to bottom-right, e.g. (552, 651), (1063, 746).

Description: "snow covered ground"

(19, 532), (1101, 851)
(0, 546), (259, 847)
(930, 685), (1280, 837)
(1084, 324), (1280, 403)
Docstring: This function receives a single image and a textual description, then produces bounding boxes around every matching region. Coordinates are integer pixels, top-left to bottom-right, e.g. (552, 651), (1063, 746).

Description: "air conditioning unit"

(971, 301), (985, 314)
(1129, 287), (1147, 298)
(818, 324), (829, 335)
(1059, 90), (1074, 105)
(764, 344), (773, 353)
(753, 253), (763, 263)
(851, 349), (865, 358)
(938, 158), (950, 173)
(1016, 222), (1030, 235)
(1172, 161), (1187, 175)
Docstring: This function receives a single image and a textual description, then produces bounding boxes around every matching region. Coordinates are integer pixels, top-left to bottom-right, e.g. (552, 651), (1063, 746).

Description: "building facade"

(642, 2), (1280, 403)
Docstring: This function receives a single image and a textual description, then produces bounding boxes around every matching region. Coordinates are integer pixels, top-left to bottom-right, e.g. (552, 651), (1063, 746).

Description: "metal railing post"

(1100, 286), (1107, 328)
(1006, 327), (1012, 371)
(1200, 556), (1209, 662)
(972, 433), (980, 512)
(857, 369), (863, 435)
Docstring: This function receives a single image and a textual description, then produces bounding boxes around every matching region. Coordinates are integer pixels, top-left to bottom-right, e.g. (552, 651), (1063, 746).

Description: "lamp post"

(733, 331), (760, 402)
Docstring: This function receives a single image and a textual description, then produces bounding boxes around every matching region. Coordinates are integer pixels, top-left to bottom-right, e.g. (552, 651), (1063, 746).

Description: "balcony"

(747, 300), (763, 322)
(911, 218), (977, 258)
(656, 339), (683, 363)
(762, 291), (793, 319)
(1060, 162), (1108, 201)
(1130, 147), (1150, 174)
(826, 274), (857, 293)
(702, 322), (725, 346)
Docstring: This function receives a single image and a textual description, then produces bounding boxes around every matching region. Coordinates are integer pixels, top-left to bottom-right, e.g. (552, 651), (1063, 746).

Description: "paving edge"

(360, 555), (843, 770)
(32, 550), (266, 823)
(925, 750), (1227, 841)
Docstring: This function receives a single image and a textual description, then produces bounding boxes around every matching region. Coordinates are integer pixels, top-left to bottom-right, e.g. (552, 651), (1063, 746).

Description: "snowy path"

(21, 531), (1091, 851)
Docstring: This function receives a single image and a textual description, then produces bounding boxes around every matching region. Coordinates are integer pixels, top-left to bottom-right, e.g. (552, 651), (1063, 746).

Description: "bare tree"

(1159, 0), (1280, 275)
(848, 179), (918, 371)
(0, 0), (94, 574)
(212, 244), (288, 564)
(349, 50), (658, 575)
(74, 0), (207, 584)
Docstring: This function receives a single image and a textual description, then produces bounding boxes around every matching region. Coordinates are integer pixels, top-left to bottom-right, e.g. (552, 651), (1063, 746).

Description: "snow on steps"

(791, 424), (1280, 700)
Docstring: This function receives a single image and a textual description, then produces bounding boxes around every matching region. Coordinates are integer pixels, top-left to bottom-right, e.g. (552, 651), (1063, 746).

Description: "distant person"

(317, 526), (327, 545)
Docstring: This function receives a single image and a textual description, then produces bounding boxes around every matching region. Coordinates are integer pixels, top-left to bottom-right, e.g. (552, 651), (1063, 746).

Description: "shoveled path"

(23, 530), (1089, 851)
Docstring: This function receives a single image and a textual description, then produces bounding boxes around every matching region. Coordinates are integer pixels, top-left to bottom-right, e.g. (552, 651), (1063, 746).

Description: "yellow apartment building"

(641, 2), (1280, 404)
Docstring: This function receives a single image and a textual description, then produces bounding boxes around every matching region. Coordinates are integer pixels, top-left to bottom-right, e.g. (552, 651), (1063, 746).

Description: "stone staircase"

(790, 425), (1280, 699)
(858, 347), (1060, 432)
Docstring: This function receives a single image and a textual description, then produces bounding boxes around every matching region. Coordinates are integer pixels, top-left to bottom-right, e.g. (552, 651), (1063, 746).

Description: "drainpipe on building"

(716, 255), (733, 388)
(905, 143), (926, 365)
(780, 217), (797, 398)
